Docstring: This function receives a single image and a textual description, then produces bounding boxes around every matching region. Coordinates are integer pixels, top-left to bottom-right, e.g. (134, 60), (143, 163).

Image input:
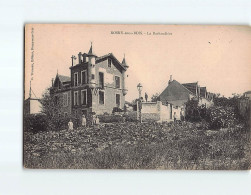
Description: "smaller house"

(159, 76), (214, 108)
(24, 98), (42, 115)
(137, 101), (182, 122)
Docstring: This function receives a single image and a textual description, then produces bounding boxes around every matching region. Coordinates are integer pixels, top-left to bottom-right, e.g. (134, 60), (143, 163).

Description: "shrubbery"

(112, 107), (124, 113)
(24, 114), (47, 133)
(24, 114), (79, 133)
(24, 121), (251, 169)
(185, 99), (204, 122)
(185, 96), (242, 129)
(206, 106), (238, 129)
(98, 114), (126, 123)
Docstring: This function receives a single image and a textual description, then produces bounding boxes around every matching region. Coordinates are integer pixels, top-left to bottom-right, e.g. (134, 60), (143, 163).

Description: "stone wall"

(138, 101), (181, 122)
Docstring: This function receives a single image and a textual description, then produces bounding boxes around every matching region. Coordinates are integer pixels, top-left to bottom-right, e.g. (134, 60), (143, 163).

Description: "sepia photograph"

(24, 24), (251, 169)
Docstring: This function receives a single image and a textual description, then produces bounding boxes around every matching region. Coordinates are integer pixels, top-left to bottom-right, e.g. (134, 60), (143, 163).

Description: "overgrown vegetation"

(23, 121), (250, 169)
(185, 94), (246, 129)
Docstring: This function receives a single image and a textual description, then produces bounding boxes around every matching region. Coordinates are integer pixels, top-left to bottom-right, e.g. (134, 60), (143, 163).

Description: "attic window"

(108, 58), (112, 67)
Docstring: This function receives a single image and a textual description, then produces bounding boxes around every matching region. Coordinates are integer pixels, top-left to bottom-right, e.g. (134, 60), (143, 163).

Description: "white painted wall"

(30, 99), (42, 114)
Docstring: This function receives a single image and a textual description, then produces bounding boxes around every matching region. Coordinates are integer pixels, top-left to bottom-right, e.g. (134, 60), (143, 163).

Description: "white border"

(1, 1), (251, 195)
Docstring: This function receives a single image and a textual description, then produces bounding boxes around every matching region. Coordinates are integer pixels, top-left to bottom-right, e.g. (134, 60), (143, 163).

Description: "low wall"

(142, 113), (160, 121)
(137, 101), (181, 122)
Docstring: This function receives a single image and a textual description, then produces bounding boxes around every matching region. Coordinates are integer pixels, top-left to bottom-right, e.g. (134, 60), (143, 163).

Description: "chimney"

(78, 52), (82, 64)
(168, 75), (173, 85)
(82, 53), (86, 63)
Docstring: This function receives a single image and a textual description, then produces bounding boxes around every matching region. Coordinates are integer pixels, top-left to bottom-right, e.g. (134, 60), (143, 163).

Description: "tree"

(40, 88), (68, 130)
(41, 88), (62, 117)
(213, 93), (241, 108)
(151, 93), (160, 102)
(185, 98), (201, 122)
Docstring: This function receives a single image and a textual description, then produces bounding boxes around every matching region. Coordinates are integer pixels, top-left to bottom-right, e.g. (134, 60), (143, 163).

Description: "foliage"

(23, 113), (79, 132)
(185, 98), (202, 122)
(98, 114), (126, 123)
(213, 93), (241, 108)
(206, 106), (238, 129)
(112, 107), (124, 113)
(24, 114), (47, 133)
(130, 98), (139, 105)
(24, 121), (250, 169)
(151, 93), (160, 102)
(123, 111), (138, 122)
(40, 88), (69, 130)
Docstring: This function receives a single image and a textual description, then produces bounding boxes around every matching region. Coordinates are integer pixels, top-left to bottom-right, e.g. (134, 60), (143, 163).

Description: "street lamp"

(137, 83), (143, 123)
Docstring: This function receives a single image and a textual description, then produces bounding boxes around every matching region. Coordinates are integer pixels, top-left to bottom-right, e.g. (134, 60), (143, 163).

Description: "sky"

(25, 24), (251, 102)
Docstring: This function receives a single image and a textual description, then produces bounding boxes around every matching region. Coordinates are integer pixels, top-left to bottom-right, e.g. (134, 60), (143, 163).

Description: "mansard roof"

(58, 74), (71, 83)
(182, 82), (198, 95)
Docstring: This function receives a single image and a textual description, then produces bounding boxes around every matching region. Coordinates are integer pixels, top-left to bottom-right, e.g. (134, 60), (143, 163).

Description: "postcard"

(24, 24), (251, 169)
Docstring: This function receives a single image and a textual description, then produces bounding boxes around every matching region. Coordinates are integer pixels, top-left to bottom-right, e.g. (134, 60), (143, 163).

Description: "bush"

(48, 115), (79, 130)
(123, 111), (138, 122)
(98, 115), (125, 123)
(112, 107), (124, 113)
(206, 106), (238, 129)
(24, 114), (79, 132)
(185, 99), (202, 122)
(24, 114), (48, 133)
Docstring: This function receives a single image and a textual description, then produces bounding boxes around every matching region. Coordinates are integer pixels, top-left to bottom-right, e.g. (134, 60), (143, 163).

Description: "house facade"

(159, 76), (214, 108)
(24, 98), (42, 115)
(50, 44), (129, 117)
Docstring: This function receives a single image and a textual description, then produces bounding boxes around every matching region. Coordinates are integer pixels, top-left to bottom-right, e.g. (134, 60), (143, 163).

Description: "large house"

(159, 76), (214, 108)
(50, 44), (129, 117)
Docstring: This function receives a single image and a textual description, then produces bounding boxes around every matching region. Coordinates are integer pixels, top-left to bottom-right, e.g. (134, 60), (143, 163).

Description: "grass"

(23, 121), (251, 170)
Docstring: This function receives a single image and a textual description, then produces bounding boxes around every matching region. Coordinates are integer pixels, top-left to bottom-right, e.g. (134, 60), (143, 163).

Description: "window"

(99, 91), (104, 105)
(115, 76), (120, 88)
(74, 72), (78, 86)
(91, 74), (95, 80)
(54, 95), (59, 105)
(81, 90), (87, 105)
(116, 94), (120, 107)
(81, 70), (87, 84)
(63, 93), (68, 107)
(74, 91), (79, 106)
(99, 72), (104, 88)
(108, 58), (111, 67)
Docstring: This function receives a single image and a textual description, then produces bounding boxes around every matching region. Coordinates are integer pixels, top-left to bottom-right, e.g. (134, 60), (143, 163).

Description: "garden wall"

(137, 101), (181, 122)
